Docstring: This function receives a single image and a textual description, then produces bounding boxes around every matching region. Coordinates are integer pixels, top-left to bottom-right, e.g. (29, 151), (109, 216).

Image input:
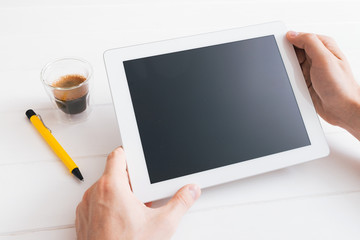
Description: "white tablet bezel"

(104, 21), (329, 203)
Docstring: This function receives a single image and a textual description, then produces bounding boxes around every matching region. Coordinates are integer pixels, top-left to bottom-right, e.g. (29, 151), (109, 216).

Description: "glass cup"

(41, 57), (93, 123)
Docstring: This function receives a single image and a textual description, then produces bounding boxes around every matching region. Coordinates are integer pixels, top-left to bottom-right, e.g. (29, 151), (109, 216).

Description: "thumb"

(286, 31), (331, 63)
(161, 184), (201, 223)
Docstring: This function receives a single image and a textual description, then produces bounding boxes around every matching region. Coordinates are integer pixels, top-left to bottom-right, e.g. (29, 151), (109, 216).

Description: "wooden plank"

(174, 191), (360, 240)
(0, 156), (105, 234)
(0, 105), (121, 165)
(0, 227), (75, 240)
(0, 2), (359, 37)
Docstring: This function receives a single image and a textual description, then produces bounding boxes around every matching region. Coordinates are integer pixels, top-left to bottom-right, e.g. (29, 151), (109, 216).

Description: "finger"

(103, 147), (128, 180)
(294, 46), (306, 64)
(286, 31), (331, 63)
(145, 202), (153, 208)
(308, 85), (323, 114)
(317, 34), (346, 60)
(161, 184), (201, 224)
(127, 168), (133, 191)
(301, 59), (312, 88)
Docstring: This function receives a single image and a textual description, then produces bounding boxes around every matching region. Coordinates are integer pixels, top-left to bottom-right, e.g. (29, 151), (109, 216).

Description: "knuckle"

(302, 33), (317, 41)
(339, 59), (349, 69)
(174, 193), (191, 209)
(322, 35), (335, 44)
(323, 36), (338, 48)
(82, 189), (89, 202)
(326, 36), (335, 43)
(82, 186), (94, 202)
(318, 56), (333, 68)
(97, 176), (113, 194)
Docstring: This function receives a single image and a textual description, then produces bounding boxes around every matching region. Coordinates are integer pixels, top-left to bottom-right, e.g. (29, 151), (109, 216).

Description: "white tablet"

(104, 21), (329, 202)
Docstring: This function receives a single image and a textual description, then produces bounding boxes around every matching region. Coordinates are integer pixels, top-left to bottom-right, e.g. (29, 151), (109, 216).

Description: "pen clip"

(37, 114), (52, 133)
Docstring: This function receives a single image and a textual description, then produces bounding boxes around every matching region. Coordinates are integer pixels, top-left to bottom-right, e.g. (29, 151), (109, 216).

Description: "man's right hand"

(287, 31), (360, 140)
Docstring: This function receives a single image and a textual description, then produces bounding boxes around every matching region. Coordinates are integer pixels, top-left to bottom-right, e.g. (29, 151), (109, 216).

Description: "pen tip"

(72, 168), (84, 181)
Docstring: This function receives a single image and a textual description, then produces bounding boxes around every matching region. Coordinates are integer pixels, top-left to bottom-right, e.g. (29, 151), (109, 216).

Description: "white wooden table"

(1, 1), (360, 239)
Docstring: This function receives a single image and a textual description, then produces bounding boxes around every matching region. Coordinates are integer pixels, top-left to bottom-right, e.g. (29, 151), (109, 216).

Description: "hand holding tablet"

(104, 22), (329, 202)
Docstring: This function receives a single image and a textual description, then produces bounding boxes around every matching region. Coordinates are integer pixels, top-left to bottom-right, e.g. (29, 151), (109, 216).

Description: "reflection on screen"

(124, 35), (310, 183)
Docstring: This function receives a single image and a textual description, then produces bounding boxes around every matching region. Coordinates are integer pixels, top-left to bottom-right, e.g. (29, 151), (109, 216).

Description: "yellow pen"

(26, 109), (83, 181)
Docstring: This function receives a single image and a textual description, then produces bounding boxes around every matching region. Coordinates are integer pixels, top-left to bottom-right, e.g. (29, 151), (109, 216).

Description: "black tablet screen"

(123, 35), (310, 183)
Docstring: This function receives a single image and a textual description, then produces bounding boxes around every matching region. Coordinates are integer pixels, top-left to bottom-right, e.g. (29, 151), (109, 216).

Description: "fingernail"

(288, 31), (298, 38)
(188, 185), (200, 200)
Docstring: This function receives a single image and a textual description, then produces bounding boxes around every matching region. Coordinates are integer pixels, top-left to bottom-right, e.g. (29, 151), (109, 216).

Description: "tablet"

(104, 21), (329, 202)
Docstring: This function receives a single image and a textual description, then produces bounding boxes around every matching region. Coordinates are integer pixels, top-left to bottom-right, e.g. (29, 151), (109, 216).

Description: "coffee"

(52, 74), (89, 114)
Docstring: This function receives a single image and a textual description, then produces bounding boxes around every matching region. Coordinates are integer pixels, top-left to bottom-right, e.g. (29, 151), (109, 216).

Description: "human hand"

(76, 147), (201, 240)
(286, 31), (360, 139)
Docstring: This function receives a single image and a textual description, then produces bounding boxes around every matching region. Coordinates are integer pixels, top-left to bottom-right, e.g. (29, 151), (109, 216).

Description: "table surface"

(1, 1), (360, 239)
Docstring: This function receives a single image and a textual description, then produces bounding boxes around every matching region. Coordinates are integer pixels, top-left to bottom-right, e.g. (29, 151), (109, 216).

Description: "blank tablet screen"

(123, 35), (311, 183)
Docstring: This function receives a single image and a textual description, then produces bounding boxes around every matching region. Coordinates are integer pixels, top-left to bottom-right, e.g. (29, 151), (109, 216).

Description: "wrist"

(341, 90), (360, 140)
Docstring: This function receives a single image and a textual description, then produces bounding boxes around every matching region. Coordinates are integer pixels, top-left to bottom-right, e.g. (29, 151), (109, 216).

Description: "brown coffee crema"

(52, 74), (89, 114)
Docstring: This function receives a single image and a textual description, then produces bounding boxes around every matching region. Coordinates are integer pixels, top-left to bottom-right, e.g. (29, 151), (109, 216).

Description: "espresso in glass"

(41, 57), (93, 123)
(52, 74), (88, 114)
